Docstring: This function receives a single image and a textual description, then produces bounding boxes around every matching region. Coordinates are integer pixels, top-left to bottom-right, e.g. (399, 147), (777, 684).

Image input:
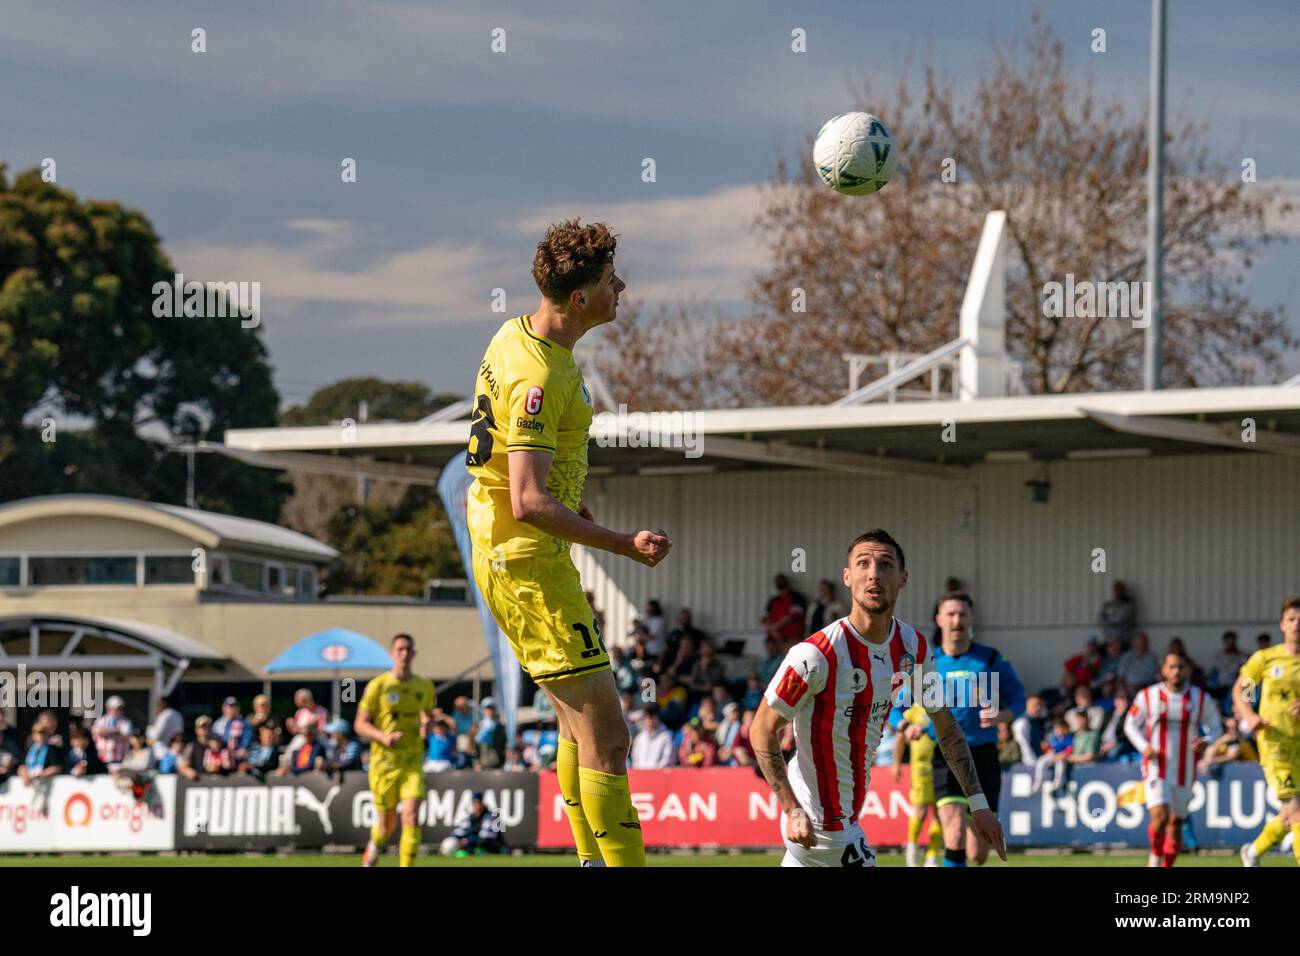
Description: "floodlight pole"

(1144, 0), (1167, 391)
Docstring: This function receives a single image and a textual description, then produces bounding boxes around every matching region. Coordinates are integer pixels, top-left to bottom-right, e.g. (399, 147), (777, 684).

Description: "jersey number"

(465, 394), (496, 467)
(573, 620), (607, 660)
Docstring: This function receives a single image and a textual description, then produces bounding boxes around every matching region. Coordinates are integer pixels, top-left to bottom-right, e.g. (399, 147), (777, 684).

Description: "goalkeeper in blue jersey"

(890, 590), (1025, 866)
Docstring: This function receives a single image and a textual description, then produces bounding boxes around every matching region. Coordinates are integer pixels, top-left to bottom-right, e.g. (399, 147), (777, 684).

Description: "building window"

(228, 558), (264, 592)
(265, 563), (284, 594)
(145, 555), (195, 585)
(0, 557), (19, 587)
(29, 556), (137, 586)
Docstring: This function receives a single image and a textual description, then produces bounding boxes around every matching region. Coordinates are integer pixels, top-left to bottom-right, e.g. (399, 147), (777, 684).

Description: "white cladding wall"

(573, 453), (1300, 690)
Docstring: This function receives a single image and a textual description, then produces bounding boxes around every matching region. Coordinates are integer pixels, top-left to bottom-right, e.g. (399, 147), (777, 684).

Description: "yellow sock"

(558, 738), (603, 862)
(370, 822), (390, 848)
(1252, 814), (1287, 856)
(907, 816), (923, 845)
(399, 825), (420, 867)
(927, 818), (944, 858)
(1292, 824), (1300, 864)
(578, 766), (646, 867)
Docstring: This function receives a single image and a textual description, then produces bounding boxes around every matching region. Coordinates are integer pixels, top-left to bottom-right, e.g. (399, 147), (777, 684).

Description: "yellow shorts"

(1259, 739), (1299, 801)
(910, 778), (936, 808)
(472, 547), (609, 682)
(370, 759), (426, 812)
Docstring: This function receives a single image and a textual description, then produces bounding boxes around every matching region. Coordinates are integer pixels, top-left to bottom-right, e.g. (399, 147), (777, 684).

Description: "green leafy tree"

(0, 165), (287, 518)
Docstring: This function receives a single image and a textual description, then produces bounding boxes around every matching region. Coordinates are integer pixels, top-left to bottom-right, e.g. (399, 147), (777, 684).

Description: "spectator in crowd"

(729, 709), (757, 768)
(531, 685), (557, 729)
(157, 737), (184, 775)
(238, 723), (282, 779)
(664, 635), (700, 683)
(1094, 637), (1125, 688)
(33, 710), (64, 747)
(655, 672), (689, 729)
(503, 746), (527, 772)
(762, 574), (808, 649)
(18, 723), (65, 785)
(0, 715), (21, 784)
(92, 695), (133, 771)
(677, 717), (718, 767)
(1043, 670), (1078, 715)
(620, 690), (645, 740)
(1199, 716), (1258, 773)
(325, 719), (364, 772)
(664, 607), (707, 663)
(715, 701), (742, 760)
(805, 579), (847, 636)
(444, 792), (508, 856)
(996, 722), (1021, 768)
(630, 704), (675, 768)
(1067, 684), (1105, 732)
(694, 698), (720, 738)
(611, 645), (639, 696)
(1256, 632), (1272, 651)
(425, 718), (455, 772)
(1066, 709), (1100, 766)
(1063, 637), (1102, 688)
(627, 635), (655, 682)
(1209, 631), (1248, 699)
(291, 689), (329, 737)
(1031, 717), (1073, 793)
(114, 732), (157, 797)
(708, 682), (735, 714)
(474, 698), (507, 770)
(635, 599), (668, 657)
(248, 694), (274, 734)
(146, 697), (183, 760)
(178, 716), (217, 780)
(203, 733), (235, 775)
(757, 636), (783, 687)
(1099, 580), (1137, 644)
(1099, 692), (1137, 763)
(1118, 632), (1159, 694)
(213, 696), (252, 762)
(65, 725), (107, 777)
(450, 696), (476, 750)
(687, 641), (725, 698)
(280, 718), (327, 775)
(741, 671), (764, 711)
(1012, 695), (1048, 769)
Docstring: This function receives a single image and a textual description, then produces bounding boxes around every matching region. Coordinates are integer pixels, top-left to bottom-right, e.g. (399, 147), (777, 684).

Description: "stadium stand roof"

(222, 384), (1300, 485)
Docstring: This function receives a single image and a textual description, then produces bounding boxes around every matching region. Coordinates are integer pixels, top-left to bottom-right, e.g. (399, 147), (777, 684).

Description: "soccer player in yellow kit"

(892, 703), (944, 866)
(466, 219), (672, 866)
(355, 633), (436, 867)
(1237, 596), (1300, 866)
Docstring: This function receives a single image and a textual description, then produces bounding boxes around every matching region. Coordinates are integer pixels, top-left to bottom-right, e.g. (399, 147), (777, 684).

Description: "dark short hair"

(391, 633), (414, 648)
(845, 529), (905, 570)
(1282, 596), (1300, 617)
(937, 590), (974, 611)
(1162, 649), (1188, 665)
(532, 219), (617, 303)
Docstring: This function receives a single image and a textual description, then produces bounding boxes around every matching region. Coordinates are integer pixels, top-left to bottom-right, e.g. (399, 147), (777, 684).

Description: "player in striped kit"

(750, 529), (1006, 867)
(1123, 650), (1221, 867)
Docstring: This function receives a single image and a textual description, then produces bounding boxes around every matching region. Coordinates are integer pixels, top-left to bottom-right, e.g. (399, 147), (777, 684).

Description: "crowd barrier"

(0, 764), (1278, 853)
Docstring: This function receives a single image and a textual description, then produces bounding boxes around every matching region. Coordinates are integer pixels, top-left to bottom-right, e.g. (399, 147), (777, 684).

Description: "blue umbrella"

(265, 627), (392, 718)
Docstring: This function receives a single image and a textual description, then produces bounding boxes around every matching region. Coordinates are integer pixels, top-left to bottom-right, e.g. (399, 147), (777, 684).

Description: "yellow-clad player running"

(892, 703), (944, 866)
(355, 633), (436, 867)
(466, 219), (672, 867)
(1237, 596), (1300, 866)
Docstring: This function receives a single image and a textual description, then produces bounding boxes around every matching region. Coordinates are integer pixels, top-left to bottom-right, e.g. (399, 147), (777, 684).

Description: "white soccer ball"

(439, 837), (460, 856)
(812, 112), (897, 196)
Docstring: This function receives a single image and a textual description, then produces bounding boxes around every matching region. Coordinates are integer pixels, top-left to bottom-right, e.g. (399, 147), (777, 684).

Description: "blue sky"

(4, 0), (1297, 407)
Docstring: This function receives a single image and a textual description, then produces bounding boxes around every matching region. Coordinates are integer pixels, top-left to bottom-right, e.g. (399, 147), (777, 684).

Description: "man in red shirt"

(763, 574), (808, 649)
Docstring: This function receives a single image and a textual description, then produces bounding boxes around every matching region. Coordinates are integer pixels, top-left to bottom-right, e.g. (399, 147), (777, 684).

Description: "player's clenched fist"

(628, 529), (672, 567)
(785, 807), (815, 848)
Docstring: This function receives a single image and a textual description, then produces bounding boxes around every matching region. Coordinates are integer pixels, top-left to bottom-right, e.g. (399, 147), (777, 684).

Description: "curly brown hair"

(532, 219), (617, 304)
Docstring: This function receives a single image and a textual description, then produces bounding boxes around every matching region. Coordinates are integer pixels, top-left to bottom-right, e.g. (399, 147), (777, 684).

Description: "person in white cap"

(92, 696), (133, 771)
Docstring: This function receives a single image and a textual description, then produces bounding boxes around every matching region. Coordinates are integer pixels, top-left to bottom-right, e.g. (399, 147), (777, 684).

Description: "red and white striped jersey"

(1123, 683), (1221, 786)
(764, 616), (927, 831)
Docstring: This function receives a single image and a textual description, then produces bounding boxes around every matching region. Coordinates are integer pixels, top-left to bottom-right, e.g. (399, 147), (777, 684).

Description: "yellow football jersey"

(466, 315), (594, 560)
(903, 704), (936, 780)
(1240, 645), (1300, 743)
(359, 672), (435, 769)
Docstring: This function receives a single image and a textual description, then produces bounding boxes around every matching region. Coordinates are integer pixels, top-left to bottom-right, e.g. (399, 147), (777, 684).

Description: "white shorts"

(780, 813), (875, 868)
(1144, 777), (1192, 818)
